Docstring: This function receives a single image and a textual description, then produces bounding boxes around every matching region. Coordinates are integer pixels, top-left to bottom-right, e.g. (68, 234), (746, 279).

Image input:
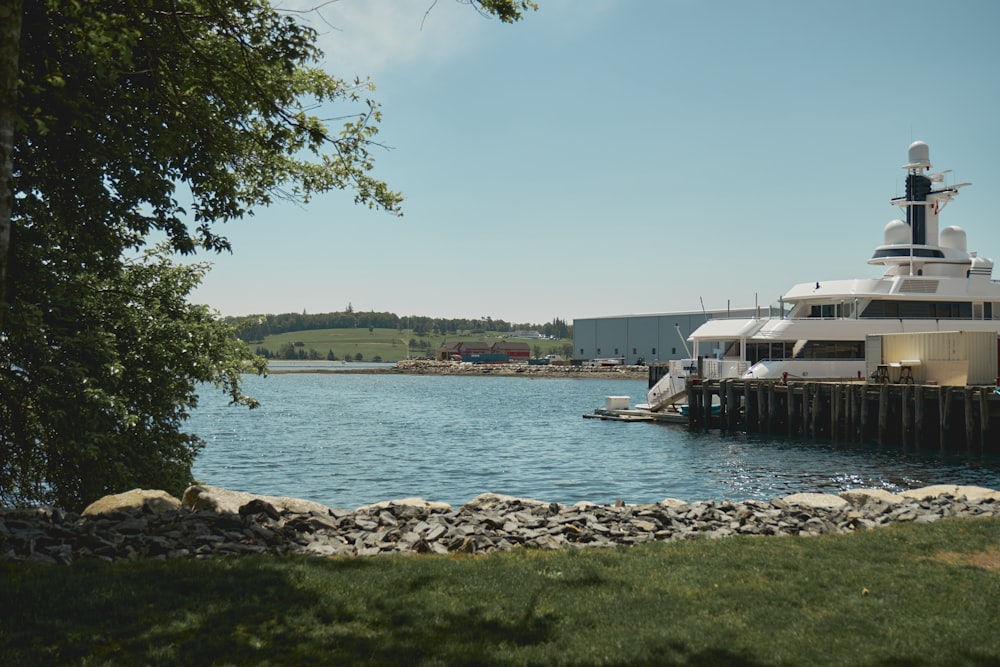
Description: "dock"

(583, 408), (686, 424)
(587, 378), (1000, 454)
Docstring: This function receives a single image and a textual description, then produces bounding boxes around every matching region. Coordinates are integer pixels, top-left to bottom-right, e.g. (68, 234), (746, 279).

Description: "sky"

(189, 0), (1000, 326)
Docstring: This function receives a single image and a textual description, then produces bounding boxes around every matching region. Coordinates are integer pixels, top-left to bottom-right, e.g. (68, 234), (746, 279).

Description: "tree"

(0, 0), (20, 323)
(0, 245), (265, 510)
(0, 0), (535, 509)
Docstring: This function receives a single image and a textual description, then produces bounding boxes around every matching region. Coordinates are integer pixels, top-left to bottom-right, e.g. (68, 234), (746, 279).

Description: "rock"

(82, 489), (181, 516)
(782, 493), (849, 510)
(631, 519), (658, 533)
(181, 484), (335, 515)
(462, 493), (549, 512)
(355, 497), (452, 513)
(901, 485), (1000, 503)
(239, 499), (281, 521)
(392, 359), (647, 380)
(3, 484), (999, 565)
(839, 488), (906, 508)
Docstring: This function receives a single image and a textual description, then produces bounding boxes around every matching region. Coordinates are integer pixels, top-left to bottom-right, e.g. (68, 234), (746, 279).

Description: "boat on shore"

(637, 140), (1000, 412)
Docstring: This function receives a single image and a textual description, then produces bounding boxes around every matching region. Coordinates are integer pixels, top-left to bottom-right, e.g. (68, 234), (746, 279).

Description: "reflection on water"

(188, 373), (1000, 510)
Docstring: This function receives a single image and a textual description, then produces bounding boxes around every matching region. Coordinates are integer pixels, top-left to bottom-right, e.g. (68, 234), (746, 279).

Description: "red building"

(492, 341), (530, 362)
(435, 340), (529, 363)
(436, 341), (492, 361)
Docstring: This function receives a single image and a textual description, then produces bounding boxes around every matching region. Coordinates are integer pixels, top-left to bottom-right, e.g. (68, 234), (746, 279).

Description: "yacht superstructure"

(643, 141), (1000, 409)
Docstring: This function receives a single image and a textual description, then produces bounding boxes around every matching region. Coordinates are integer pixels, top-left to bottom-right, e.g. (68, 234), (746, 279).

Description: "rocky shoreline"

(2, 484), (998, 565)
(272, 359), (648, 380)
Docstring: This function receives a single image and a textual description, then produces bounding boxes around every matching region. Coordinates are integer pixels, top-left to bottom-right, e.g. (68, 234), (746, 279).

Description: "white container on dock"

(605, 396), (631, 410)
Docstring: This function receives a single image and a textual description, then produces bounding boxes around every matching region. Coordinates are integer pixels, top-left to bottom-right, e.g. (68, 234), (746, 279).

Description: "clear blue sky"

(190, 0), (1000, 325)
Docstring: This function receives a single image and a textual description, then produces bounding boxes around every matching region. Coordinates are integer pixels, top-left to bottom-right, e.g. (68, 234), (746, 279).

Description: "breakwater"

(271, 359), (648, 380)
(2, 484), (997, 565)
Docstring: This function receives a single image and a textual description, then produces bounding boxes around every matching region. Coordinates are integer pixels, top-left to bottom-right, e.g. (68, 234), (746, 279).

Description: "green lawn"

(254, 327), (573, 363)
(3, 517), (999, 666)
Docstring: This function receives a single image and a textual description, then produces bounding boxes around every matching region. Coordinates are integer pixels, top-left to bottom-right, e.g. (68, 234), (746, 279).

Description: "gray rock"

(182, 484), (335, 515)
(901, 485), (1000, 503)
(82, 489), (181, 516)
(782, 493), (849, 511)
(839, 488), (906, 508)
(3, 483), (999, 564)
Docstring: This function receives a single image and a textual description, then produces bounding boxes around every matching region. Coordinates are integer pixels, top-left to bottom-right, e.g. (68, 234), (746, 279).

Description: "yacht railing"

(660, 358), (750, 380)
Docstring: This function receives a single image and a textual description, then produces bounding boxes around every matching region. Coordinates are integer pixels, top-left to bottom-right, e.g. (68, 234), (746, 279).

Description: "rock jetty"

(2, 484), (998, 565)
(276, 359), (648, 380)
(397, 359), (647, 378)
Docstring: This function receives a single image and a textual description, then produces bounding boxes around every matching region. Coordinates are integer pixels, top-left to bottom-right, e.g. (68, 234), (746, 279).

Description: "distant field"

(252, 327), (573, 363)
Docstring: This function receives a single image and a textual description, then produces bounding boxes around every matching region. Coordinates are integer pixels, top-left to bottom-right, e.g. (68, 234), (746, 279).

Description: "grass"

(256, 327), (573, 363)
(2, 517), (999, 665)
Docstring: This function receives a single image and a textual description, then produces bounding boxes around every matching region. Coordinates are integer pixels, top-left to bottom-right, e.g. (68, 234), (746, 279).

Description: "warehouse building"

(572, 307), (769, 365)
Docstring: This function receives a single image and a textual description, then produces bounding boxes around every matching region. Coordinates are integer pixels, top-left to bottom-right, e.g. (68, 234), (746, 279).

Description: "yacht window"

(741, 342), (792, 364)
(861, 300), (973, 319)
(870, 248), (944, 259)
(791, 340), (866, 359)
(809, 304), (840, 318)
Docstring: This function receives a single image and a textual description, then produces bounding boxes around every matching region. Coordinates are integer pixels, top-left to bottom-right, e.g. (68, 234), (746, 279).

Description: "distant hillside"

(246, 327), (574, 363)
(225, 310), (571, 344)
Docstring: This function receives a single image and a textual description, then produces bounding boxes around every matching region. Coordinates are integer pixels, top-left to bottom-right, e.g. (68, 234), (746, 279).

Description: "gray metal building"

(572, 308), (763, 365)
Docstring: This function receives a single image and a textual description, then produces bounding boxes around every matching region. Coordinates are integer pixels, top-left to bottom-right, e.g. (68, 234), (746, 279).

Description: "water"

(188, 373), (1000, 510)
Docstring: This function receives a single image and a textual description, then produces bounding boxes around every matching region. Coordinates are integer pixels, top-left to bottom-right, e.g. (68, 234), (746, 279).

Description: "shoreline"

(267, 359), (648, 380)
(3, 484), (998, 564)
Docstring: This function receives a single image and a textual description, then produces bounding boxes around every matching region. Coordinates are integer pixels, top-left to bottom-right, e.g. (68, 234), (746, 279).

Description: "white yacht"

(643, 141), (1000, 410)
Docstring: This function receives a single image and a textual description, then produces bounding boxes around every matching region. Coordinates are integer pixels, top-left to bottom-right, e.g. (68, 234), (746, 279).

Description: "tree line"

(227, 311), (572, 343)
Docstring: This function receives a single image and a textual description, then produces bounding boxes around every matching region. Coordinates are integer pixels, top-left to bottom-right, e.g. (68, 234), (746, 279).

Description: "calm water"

(188, 373), (1000, 510)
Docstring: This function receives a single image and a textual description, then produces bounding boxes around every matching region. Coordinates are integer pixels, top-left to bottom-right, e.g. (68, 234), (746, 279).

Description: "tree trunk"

(0, 0), (22, 323)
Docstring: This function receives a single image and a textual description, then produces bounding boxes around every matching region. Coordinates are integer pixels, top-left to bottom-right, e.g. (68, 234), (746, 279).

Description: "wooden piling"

(787, 384), (796, 436)
(743, 381), (752, 431)
(860, 384), (869, 441)
(768, 385), (779, 433)
(805, 384), (815, 439)
(914, 385), (924, 448)
(878, 384), (888, 447)
(981, 388), (990, 455)
(756, 382), (766, 434)
(723, 380), (735, 430)
(938, 386), (950, 452)
(965, 387), (974, 453)
(900, 384), (910, 449)
(830, 385), (839, 442)
(680, 378), (997, 452)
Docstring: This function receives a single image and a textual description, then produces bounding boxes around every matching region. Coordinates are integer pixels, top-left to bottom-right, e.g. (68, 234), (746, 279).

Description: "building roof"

(494, 341), (530, 351)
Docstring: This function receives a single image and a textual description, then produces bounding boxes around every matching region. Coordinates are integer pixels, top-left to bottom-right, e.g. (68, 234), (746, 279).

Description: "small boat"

(678, 403), (721, 417)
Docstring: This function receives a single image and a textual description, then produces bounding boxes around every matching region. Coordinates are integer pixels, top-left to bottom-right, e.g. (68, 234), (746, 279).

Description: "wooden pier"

(685, 378), (1000, 454)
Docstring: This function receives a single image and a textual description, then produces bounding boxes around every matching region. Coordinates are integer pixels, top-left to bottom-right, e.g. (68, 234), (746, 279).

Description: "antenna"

(674, 323), (692, 358)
